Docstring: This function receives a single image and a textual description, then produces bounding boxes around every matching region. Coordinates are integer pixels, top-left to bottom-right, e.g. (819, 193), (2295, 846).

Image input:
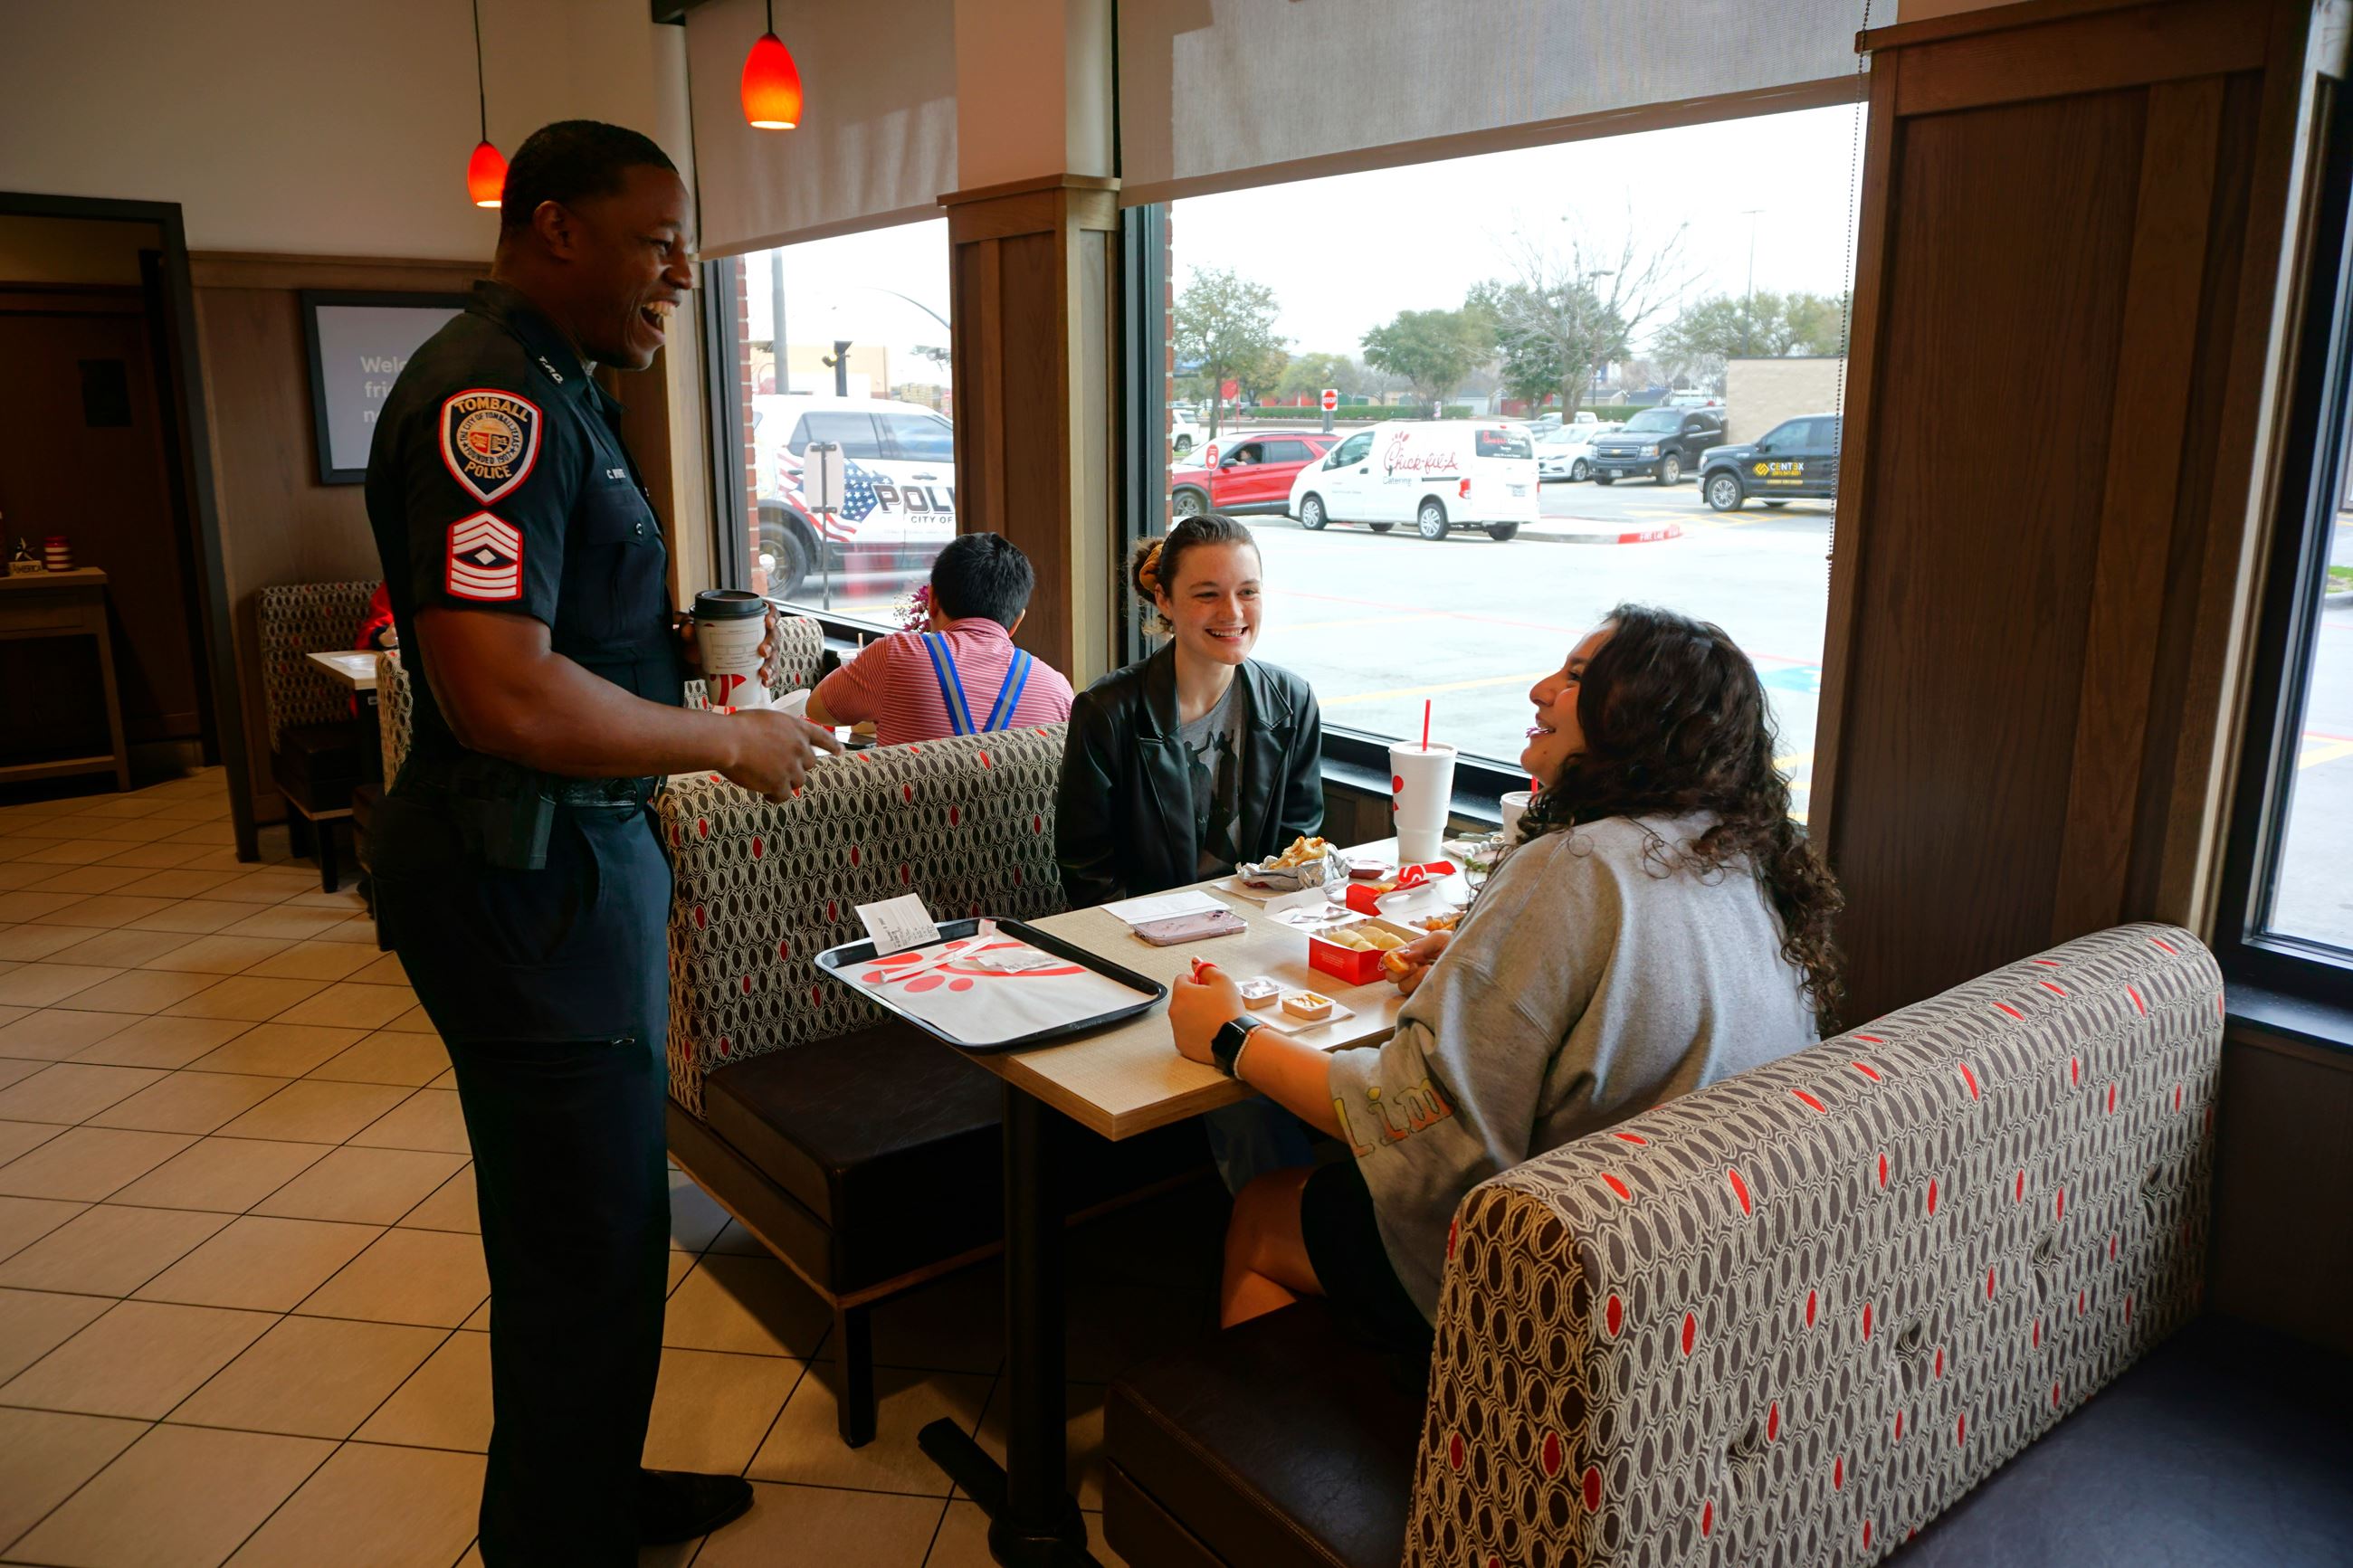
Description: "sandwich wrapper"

(1233, 853), (1340, 894)
(1342, 860), (1457, 917)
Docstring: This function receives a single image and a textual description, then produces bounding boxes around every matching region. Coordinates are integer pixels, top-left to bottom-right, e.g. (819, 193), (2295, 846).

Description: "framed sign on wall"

(300, 290), (469, 484)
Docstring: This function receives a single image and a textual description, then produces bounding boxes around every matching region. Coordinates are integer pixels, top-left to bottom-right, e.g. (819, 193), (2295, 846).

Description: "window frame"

(2213, 75), (2353, 1011)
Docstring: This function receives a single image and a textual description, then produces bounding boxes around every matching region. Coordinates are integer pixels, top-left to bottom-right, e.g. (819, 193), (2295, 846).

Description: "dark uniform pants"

(372, 793), (672, 1568)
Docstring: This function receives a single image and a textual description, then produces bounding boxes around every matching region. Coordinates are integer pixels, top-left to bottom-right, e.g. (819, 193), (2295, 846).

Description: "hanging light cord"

(472, 0), (490, 143)
(765, 0), (775, 36)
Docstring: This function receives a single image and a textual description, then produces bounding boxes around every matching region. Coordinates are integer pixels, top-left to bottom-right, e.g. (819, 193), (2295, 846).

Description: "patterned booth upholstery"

(376, 649), (414, 786)
(257, 581), (379, 891)
(659, 726), (1204, 1447)
(1102, 926), (2345, 1568)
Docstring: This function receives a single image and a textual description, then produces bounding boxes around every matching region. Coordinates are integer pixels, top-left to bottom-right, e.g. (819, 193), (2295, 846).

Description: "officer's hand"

(721, 708), (844, 801)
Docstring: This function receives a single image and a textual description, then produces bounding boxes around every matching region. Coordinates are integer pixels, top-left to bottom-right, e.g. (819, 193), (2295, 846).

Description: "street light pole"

(1740, 209), (1764, 361)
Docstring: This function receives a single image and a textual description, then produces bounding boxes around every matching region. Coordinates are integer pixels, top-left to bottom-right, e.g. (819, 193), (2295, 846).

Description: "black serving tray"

(814, 917), (1167, 1054)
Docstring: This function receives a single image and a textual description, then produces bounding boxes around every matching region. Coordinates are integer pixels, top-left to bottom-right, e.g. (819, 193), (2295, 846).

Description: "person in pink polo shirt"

(807, 532), (1075, 746)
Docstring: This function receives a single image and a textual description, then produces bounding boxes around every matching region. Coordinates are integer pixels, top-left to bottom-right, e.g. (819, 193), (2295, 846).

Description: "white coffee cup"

(694, 589), (770, 711)
(1499, 790), (1534, 842)
(1388, 741), (1457, 866)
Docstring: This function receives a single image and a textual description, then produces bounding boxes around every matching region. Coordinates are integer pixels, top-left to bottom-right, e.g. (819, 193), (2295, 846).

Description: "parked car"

(1666, 391), (1724, 409)
(1534, 420), (1619, 482)
(1699, 413), (1843, 511)
(751, 394), (956, 599)
(1589, 405), (1727, 486)
(1285, 421), (1539, 541)
(1170, 432), (1340, 518)
(1168, 413), (1208, 457)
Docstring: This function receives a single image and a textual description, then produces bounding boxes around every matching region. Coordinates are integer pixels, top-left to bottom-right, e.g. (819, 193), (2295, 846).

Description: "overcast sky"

(738, 100), (1866, 385)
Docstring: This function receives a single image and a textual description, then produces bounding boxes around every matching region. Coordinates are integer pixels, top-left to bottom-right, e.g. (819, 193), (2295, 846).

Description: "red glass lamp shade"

(741, 32), (802, 129)
(466, 140), (508, 208)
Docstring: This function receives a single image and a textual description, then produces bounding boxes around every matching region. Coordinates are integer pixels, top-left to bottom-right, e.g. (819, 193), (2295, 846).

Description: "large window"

(1156, 106), (1863, 812)
(720, 219), (955, 626)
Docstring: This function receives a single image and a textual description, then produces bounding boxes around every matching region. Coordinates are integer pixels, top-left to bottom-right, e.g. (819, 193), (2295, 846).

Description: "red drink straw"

(1421, 700), (1432, 752)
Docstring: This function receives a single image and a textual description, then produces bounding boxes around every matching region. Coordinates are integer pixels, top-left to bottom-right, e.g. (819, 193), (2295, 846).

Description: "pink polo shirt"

(814, 617), (1075, 748)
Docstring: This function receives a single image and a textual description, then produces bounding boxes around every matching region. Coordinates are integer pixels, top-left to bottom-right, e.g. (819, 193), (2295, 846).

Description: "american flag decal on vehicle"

(446, 512), (523, 601)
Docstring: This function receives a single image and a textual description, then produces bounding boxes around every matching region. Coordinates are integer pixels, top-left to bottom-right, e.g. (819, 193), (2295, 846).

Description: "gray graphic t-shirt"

(1178, 680), (1246, 879)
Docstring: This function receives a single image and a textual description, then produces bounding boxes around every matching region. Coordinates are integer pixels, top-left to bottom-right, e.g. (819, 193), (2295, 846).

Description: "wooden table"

(922, 841), (1456, 1565)
(0, 568), (129, 791)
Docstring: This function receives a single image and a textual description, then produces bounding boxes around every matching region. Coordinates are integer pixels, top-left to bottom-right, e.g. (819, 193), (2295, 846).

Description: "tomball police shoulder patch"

(446, 511), (523, 601)
(439, 387), (542, 504)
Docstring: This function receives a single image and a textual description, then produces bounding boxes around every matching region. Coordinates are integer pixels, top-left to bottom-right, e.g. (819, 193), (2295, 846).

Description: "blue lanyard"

(920, 634), (1034, 736)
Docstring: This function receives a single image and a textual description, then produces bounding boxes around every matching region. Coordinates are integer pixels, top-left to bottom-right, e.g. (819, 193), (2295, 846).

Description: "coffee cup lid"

(694, 588), (767, 620)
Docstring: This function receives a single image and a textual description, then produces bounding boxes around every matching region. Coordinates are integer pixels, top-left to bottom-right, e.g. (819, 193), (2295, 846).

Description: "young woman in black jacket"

(1055, 512), (1325, 1189)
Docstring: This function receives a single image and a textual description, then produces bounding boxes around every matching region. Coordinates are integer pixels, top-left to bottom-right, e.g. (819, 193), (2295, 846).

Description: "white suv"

(750, 394), (956, 597)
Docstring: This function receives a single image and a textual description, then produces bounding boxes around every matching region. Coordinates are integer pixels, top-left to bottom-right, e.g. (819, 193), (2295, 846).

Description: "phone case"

(1132, 908), (1248, 946)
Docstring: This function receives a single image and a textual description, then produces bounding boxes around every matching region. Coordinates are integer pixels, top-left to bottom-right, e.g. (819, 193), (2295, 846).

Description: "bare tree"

(1482, 213), (1695, 416)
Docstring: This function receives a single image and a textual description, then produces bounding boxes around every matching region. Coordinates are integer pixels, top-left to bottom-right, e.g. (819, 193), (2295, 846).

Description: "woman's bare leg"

(1221, 1167), (1322, 1327)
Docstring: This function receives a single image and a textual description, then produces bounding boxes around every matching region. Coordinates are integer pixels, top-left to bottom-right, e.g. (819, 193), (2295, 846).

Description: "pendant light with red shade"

(740, 0), (803, 130)
(465, 0), (507, 207)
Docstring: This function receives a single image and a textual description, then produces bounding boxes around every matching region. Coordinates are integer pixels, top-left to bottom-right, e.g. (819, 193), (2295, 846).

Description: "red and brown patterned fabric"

(1407, 922), (2222, 1568)
(376, 650), (414, 785)
(658, 725), (1070, 1114)
(256, 580), (380, 751)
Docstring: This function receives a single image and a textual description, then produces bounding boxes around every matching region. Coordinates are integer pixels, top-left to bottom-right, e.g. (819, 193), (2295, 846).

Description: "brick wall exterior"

(1724, 356), (1844, 446)
(734, 261), (765, 594)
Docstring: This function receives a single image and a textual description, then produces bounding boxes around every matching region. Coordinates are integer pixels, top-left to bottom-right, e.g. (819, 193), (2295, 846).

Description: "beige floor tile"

(0, 890), (86, 923)
(0, 1193), (86, 1263)
(54, 796), (170, 821)
(135, 1214), (383, 1312)
(705, 1219), (773, 1258)
(0, 1203), (231, 1296)
(0, 1056), (44, 1091)
(120, 898), (252, 936)
(110, 868), (245, 899)
(139, 934), (291, 975)
(87, 1071), (292, 1136)
(0, 1286), (113, 1384)
(667, 1170), (732, 1252)
(185, 1022), (365, 1079)
(253, 1146), (466, 1225)
(78, 817), (185, 845)
(0, 1298), (276, 1418)
(71, 1015), (252, 1070)
(163, 820), (242, 847)
(0, 860), (62, 890)
(971, 1380), (1108, 1510)
(297, 1227), (488, 1327)
(0, 1406), (149, 1552)
(0, 1118), (62, 1164)
(10, 840), (124, 869)
(428, 1068), (456, 1089)
(240, 940), (376, 983)
(26, 862), (158, 896)
(386, 1003), (439, 1033)
(694, 1481), (945, 1567)
(108, 1137), (329, 1213)
(343, 951), (408, 986)
(224, 1440), (484, 1568)
(207, 869), (314, 903)
(281, 887), (368, 911)
(0, 963), (122, 1009)
(9, 1421), (335, 1568)
(0, 924), (87, 962)
(643, 1348), (806, 1475)
(42, 895), (182, 932)
(219, 906), (357, 942)
(49, 967), (223, 1017)
(95, 841), (214, 870)
(348, 1088), (470, 1154)
(314, 917), (385, 948)
(215, 1079), (410, 1144)
(395, 1166), (478, 1233)
(926, 1503), (1127, 1568)
(748, 1364), (988, 1498)
(308, 1030), (450, 1088)
(354, 1327), (489, 1450)
(174, 849), (262, 875)
(662, 1254), (832, 1358)
(0, 1003), (26, 1029)
(0, 1062), (167, 1124)
(0, 1127), (196, 1202)
(160, 974), (326, 1022)
(0, 1008), (141, 1062)
(272, 981), (414, 1031)
(42, 927), (200, 971)
(171, 1315), (445, 1440)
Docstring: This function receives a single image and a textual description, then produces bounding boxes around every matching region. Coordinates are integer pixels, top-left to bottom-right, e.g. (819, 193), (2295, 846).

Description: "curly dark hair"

(1520, 603), (1846, 1029)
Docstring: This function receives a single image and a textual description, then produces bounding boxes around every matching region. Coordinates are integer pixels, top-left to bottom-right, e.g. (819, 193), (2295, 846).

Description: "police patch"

(446, 511), (524, 601)
(439, 387), (542, 504)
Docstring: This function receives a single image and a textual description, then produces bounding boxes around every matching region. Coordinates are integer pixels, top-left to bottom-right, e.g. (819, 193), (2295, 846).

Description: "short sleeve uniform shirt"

(364, 280), (684, 772)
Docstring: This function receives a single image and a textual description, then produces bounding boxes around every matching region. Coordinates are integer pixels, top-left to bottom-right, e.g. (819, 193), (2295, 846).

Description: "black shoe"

(636, 1468), (754, 1545)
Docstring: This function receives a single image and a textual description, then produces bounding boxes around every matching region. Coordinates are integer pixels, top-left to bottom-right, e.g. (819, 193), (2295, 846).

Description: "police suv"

(750, 394), (956, 598)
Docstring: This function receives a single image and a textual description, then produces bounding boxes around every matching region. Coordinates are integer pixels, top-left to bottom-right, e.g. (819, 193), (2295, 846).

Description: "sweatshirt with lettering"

(1325, 813), (1817, 1321)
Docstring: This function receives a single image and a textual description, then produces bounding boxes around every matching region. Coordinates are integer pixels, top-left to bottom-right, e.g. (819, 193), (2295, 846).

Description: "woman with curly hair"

(1168, 603), (1843, 1345)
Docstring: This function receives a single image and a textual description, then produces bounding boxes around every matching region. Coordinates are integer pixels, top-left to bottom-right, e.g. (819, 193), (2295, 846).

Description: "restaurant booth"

(0, 0), (2347, 1564)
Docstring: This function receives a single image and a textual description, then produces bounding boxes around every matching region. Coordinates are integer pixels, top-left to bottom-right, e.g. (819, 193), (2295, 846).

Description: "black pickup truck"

(1588, 405), (1727, 486)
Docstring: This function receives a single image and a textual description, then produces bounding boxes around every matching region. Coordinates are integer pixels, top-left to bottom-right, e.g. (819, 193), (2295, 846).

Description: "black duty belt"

(402, 757), (660, 810)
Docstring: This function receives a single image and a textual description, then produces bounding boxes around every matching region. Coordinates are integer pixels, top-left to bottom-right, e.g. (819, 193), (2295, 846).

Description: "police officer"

(364, 120), (839, 1566)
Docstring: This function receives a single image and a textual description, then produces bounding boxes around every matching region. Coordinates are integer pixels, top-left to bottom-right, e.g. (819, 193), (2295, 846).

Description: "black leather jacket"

(1054, 648), (1324, 908)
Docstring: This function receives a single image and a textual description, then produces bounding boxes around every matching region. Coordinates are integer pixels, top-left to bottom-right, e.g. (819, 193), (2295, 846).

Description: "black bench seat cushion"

(270, 718), (367, 809)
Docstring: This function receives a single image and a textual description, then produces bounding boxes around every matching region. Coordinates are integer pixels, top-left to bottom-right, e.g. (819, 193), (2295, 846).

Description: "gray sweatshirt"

(1325, 813), (1817, 1320)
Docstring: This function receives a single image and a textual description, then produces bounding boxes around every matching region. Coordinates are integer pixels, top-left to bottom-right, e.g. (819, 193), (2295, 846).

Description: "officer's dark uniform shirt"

(365, 280), (684, 774)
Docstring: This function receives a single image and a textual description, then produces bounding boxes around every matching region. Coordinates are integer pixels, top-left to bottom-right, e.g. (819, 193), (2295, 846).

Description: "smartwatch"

(1211, 1016), (1262, 1079)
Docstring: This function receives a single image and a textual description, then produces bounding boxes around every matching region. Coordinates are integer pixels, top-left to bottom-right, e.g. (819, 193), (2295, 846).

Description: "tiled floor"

(0, 768), (1219, 1566)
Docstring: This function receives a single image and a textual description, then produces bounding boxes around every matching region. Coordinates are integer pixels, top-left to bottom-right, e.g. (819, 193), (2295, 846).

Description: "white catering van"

(1283, 420), (1539, 541)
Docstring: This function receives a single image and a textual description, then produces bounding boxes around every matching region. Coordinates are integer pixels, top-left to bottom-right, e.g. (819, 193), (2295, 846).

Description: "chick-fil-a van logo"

(1383, 433), (1462, 477)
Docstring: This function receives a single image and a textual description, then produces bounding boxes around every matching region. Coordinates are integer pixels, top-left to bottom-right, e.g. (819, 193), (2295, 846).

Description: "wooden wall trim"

(939, 172), (1119, 207)
(1862, 0), (2202, 51)
(189, 252), (482, 291)
(1891, 0), (2267, 115)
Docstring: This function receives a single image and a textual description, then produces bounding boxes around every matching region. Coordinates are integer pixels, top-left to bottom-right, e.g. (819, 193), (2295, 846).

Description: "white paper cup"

(694, 589), (770, 711)
(1389, 741), (1457, 866)
(1500, 790), (1534, 841)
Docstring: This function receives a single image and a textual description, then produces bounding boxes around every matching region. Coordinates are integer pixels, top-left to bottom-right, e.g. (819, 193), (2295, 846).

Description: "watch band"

(1211, 1016), (1260, 1079)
